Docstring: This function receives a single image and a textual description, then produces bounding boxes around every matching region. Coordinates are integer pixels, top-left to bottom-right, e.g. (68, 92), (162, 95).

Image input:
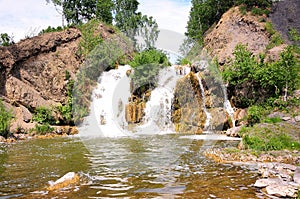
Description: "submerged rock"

(47, 172), (80, 191)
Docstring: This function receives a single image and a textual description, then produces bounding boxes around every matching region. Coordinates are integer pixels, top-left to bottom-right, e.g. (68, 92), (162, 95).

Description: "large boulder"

(171, 73), (206, 134)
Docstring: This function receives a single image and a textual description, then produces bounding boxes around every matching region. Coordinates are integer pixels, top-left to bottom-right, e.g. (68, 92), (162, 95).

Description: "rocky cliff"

(0, 24), (132, 132)
(203, 6), (271, 65)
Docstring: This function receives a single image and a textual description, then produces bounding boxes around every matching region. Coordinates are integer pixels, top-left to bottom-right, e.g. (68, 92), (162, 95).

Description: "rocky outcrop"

(125, 97), (146, 124)
(171, 72), (206, 134)
(0, 28), (83, 132)
(0, 23), (132, 133)
(204, 6), (270, 65)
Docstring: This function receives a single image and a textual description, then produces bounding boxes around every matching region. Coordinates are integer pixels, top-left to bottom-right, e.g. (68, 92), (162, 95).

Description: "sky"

(0, 0), (191, 42)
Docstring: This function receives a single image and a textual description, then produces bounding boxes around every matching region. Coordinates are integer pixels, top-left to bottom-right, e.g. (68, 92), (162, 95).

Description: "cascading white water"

(222, 85), (236, 128)
(92, 65), (132, 137)
(196, 73), (212, 130)
(137, 65), (190, 134)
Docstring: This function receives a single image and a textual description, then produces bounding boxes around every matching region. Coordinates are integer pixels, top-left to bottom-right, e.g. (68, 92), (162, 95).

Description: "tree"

(0, 33), (14, 46)
(46, 0), (114, 24)
(136, 15), (159, 51)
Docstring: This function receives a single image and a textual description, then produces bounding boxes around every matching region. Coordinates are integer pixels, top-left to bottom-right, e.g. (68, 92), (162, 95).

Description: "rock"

(171, 73), (206, 133)
(295, 115), (300, 122)
(282, 116), (291, 121)
(203, 7), (270, 65)
(125, 100), (145, 124)
(0, 136), (5, 142)
(294, 167), (300, 184)
(226, 126), (242, 137)
(265, 184), (297, 198)
(234, 109), (247, 123)
(254, 178), (285, 188)
(47, 172), (80, 191)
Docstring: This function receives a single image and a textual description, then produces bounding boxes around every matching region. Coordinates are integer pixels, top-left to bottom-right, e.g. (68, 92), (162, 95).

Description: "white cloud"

(0, 0), (191, 42)
(138, 0), (191, 34)
(0, 0), (62, 41)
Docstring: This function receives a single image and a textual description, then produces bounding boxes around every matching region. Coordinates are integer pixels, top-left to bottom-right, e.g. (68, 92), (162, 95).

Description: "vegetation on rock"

(222, 44), (300, 107)
(0, 99), (13, 138)
(129, 48), (170, 96)
(186, 0), (273, 42)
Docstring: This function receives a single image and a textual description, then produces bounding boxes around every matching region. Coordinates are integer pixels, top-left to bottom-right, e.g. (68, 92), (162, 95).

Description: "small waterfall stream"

(137, 65), (190, 134)
(222, 85), (236, 128)
(196, 73), (212, 131)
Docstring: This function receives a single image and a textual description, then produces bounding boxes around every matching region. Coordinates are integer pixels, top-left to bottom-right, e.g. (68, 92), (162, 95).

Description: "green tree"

(46, 0), (114, 24)
(0, 33), (14, 46)
(136, 15), (159, 51)
(0, 99), (13, 138)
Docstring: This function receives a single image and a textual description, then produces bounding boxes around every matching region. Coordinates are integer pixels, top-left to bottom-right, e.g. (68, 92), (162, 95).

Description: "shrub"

(247, 105), (263, 125)
(78, 19), (104, 57)
(288, 28), (300, 42)
(0, 99), (13, 138)
(38, 26), (64, 35)
(129, 48), (171, 96)
(129, 48), (170, 68)
(33, 106), (54, 124)
(34, 124), (54, 135)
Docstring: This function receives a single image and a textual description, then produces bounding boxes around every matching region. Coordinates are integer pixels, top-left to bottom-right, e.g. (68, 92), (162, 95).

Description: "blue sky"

(0, 0), (191, 42)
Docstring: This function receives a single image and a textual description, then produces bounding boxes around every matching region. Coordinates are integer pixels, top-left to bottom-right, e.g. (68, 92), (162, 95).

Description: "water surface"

(0, 135), (260, 198)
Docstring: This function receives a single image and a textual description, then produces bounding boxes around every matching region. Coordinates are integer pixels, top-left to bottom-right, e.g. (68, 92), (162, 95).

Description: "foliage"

(46, 0), (114, 24)
(33, 106), (54, 124)
(57, 80), (74, 125)
(78, 19), (104, 57)
(129, 48), (170, 68)
(266, 33), (284, 50)
(288, 28), (300, 42)
(130, 48), (171, 96)
(0, 33), (14, 46)
(136, 15), (159, 51)
(115, 0), (159, 50)
(263, 117), (282, 124)
(247, 105), (263, 125)
(39, 26), (64, 35)
(0, 99), (13, 138)
(34, 124), (54, 135)
(222, 44), (300, 105)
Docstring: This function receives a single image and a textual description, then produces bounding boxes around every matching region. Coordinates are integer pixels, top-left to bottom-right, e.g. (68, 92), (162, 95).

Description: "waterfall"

(137, 65), (190, 134)
(222, 85), (235, 128)
(196, 73), (212, 131)
(92, 65), (133, 137)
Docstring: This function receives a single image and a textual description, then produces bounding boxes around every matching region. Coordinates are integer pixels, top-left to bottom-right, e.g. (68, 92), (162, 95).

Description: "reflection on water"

(0, 135), (259, 198)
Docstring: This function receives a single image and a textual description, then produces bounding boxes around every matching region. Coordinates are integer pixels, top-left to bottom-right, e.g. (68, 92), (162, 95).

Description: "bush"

(129, 48), (170, 68)
(129, 48), (171, 96)
(0, 99), (13, 138)
(34, 124), (54, 135)
(78, 19), (104, 57)
(222, 44), (300, 106)
(38, 26), (64, 35)
(247, 105), (263, 125)
(33, 106), (54, 124)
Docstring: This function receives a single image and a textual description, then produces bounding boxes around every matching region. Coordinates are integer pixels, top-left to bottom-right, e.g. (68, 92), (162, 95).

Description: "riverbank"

(204, 118), (300, 198)
(0, 126), (78, 143)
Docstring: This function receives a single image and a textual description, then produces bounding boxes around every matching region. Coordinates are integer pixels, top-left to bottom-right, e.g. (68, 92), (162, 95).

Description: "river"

(0, 135), (260, 198)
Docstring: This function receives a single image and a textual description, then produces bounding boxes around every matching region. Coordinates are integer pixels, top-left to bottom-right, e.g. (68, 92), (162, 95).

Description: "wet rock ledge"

(205, 148), (300, 198)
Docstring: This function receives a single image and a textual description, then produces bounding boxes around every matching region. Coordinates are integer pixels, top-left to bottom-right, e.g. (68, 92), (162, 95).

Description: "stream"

(0, 135), (260, 198)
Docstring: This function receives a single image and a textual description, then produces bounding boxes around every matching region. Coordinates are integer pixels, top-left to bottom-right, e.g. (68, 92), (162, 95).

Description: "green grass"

(263, 117), (282, 124)
(33, 124), (54, 135)
(241, 125), (300, 151)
